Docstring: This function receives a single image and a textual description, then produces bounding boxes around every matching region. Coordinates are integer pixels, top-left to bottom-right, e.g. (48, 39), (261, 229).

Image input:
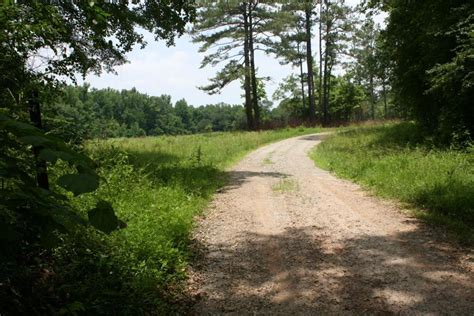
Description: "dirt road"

(190, 133), (473, 315)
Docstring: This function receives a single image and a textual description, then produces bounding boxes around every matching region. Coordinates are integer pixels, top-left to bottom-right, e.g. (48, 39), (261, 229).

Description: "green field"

(56, 127), (321, 314)
(311, 122), (474, 243)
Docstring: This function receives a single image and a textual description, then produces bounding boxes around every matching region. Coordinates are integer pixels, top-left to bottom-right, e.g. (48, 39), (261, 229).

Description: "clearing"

(190, 133), (473, 314)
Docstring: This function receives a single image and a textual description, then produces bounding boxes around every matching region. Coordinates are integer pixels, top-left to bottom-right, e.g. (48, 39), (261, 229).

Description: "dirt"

(189, 133), (474, 315)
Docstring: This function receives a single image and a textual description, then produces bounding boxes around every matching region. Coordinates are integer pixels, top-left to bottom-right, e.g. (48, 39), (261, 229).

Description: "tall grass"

(52, 127), (321, 314)
(311, 122), (474, 243)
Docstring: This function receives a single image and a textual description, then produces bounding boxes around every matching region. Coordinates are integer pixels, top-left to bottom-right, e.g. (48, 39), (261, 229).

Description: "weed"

(262, 152), (275, 165)
(272, 178), (299, 193)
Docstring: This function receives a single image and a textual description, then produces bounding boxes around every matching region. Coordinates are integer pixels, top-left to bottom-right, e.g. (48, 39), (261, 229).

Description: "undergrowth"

(311, 122), (474, 244)
(39, 127), (321, 314)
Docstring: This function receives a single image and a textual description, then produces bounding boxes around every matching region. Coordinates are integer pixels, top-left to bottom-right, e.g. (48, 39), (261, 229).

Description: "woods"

(1, 0), (473, 314)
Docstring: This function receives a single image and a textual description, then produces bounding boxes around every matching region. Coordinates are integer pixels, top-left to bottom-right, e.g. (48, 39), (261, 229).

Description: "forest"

(1, 0), (473, 314)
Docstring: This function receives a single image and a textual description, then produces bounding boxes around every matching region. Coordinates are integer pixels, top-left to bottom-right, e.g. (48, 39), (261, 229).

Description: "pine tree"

(192, 1), (277, 130)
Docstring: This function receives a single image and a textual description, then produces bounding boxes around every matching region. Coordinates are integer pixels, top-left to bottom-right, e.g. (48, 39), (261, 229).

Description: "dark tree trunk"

(297, 44), (306, 110)
(322, 0), (330, 126)
(249, 3), (260, 130)
(382, 79), (388, 118)
(318, 1), (323, 120)
(242, 3), (254, 130)
(28, 90), (49, 190)
(305, 4), (316, 123)
(369, 75), (375, 120)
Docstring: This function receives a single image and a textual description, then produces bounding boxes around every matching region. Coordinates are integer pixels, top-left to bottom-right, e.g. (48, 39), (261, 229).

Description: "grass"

(272, 178), (299, 193)
(310, 122), (474, 244)
(55, 127), (322, 314)
(262, 151), (275, 165)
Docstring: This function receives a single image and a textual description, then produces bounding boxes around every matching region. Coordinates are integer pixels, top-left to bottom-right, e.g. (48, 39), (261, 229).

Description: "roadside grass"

(272, 178), (299, 193)
(53, 127), (322, 314)
(310, 122), (474, 244)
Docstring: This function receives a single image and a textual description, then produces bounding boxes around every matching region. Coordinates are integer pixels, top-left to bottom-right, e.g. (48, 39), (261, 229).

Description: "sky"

(82, 0), (383, 107)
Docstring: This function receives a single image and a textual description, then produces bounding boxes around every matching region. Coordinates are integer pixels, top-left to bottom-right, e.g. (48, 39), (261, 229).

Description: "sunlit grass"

(272, 178), (299, 193)
(64, 127), (322, 313)
(311, 122), (474, 244)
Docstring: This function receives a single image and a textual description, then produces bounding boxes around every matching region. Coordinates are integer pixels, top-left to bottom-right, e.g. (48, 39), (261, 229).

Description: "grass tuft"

(272, 178), (299, 193)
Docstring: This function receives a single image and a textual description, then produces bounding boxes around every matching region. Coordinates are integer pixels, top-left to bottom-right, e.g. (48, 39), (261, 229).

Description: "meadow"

(55, 127), (322, 314)
(311, 122), (474, 243)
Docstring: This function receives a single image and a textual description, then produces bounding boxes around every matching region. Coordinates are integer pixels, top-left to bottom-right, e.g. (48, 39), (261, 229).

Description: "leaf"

(0, 222), (19, 242)
(57, 173), (99, 196)
(18, 135), (52, 146)
(38, 148), (75, 164)
(88, 201), (119, 234)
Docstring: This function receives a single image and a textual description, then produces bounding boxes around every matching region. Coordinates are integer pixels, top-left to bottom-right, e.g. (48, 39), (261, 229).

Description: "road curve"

(190, 133), (473, 315)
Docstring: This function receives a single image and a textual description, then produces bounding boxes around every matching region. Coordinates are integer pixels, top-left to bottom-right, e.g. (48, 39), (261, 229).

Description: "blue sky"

(82, 0), (382, 107)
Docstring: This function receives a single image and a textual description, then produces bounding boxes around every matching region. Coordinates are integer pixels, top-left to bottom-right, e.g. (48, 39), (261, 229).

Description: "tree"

(370, 0), (474, 143)
(320, 0), (352, 125)
(1, 0), (195, 188)
(192, 1), (278, 130)
(349, 16), (380, 120)
(268, 1), (317, 122)
(0, 3), (195, 311)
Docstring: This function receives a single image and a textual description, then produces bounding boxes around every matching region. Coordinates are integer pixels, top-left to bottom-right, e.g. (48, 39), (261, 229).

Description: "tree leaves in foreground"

(0, 1), (195, 313)
(376, 0), (473, 144)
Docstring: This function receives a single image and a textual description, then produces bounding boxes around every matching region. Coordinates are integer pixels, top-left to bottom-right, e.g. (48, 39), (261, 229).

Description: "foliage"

(377, 0), (473, 144)
(311, 123), (474, 243)
(44, 85), (247, 140)
(1, 1), (195, 314)
(191, 1), (280, 129)
(1, 127), (321, 314)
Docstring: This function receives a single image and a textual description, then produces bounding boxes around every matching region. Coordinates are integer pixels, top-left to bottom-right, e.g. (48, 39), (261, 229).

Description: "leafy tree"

(272, 74), (307, 120)
(369, 0), (473, 143)
(349, 17), (379, 119)
(329, 75), (366, 121)
(0, 1), (195, 312)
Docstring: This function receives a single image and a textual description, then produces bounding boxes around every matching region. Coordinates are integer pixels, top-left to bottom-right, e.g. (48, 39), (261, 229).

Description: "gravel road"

(190, 133), (473, 315)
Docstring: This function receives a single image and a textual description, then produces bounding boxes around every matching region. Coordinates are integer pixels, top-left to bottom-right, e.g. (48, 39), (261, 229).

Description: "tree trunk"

(318, 1), (323, 121)
(249, 3), (260, 130)
(382, 79), (388, 118)
(305, 4), (316, 123)
(242, 3), (254, 130)
(28, 90), (49, 190)
(369, 75), (375, 120)
(298, 43), (306, 110)
(322, 0), (330, 126)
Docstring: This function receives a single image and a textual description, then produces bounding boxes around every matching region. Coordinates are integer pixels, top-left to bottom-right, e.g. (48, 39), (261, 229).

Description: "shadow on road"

(191, 224), (473, 314)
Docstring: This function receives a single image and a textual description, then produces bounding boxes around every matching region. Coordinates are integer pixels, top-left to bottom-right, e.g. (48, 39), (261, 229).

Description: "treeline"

(192, 1), (394, 130)
(192, 0), (473, 143)
(44, 85), (247, 140)
(47, 75), (395, 141)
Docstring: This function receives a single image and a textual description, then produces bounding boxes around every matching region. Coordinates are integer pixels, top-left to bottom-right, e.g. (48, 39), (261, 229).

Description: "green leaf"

(0, 222), (19, 242)
(38, 148), (75, 164)
(57, 173), (99, 196)
(18, 135), (52, 146)
(88, 201), (119, 234)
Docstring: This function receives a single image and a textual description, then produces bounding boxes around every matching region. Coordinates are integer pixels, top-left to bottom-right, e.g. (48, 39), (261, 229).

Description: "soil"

(189, 133), (474, 315)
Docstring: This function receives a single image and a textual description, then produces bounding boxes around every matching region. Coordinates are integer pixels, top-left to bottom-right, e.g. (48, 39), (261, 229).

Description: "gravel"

(189, 133), (473, 315)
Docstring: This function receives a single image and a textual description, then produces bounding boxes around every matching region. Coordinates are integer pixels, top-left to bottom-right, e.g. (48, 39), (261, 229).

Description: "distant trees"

(45, 86), (247, 140)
